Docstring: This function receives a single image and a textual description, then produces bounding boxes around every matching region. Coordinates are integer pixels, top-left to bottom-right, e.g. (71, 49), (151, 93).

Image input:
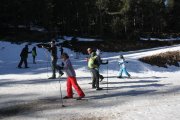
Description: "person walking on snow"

(18, 45), (31, 68)
(32, 46), (37, 64)
(43, 40), (63, 79)
(60, 53), (85, 100)
(87, 48), (103, 90)
(117, 55), (131, 78)
(96, 49), (108, 82)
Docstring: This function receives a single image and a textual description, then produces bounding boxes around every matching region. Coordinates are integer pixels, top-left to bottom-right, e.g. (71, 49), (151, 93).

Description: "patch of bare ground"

(139, 51), (180, 68)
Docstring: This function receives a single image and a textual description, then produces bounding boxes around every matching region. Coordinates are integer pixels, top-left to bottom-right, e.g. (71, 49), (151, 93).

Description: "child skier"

(32, 46), (37, 64)
(60, 53), (85, 100)
(117, 55), (131, 78)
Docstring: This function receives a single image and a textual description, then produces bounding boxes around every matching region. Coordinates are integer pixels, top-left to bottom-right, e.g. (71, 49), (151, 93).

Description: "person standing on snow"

(117, 55), (131, 78)
(43, 40), (63, 79)
(18, 45), (31, 68)
(32, 46), (37, 64)
(60, 53), (85, 100)
(96, 49), (108, 82)
(87, 48), (103, 90)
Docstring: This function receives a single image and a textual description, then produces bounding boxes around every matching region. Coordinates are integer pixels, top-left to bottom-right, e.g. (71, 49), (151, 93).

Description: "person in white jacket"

(117, 55), (131, 78)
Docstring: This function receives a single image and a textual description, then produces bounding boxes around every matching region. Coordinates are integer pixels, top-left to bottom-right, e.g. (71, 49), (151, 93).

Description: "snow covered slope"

(0, 41), (180, 120)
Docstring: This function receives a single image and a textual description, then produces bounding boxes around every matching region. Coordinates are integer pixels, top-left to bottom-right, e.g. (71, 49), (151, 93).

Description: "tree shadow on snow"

(87, 79), (170, 100)
(102, 76), (167, 79)
(101, 80), (160, 85)
(105, 83), (168, 90)
(0, 78), (67, 87)
(0, 95), (89, 119)
(87, 90), (157, 100)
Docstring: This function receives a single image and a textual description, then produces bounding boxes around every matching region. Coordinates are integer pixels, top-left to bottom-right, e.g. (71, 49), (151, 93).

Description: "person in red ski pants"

(60, 53), (85, 100)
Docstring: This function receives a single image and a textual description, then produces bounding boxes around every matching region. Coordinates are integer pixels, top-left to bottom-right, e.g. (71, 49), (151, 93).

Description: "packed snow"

(0, 41), (180, 120)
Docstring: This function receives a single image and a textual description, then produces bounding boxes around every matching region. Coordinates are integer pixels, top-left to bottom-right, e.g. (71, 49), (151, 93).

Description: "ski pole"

(59, 78), (65, 107)
(44, 48), (49, 76)
(107, 61), (108, 93)
(44, 48), (50, 77)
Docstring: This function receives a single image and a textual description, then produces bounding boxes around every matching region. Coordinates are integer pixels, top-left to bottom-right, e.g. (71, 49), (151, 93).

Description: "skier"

(32, 46), (37, 64)
(87, 48), (103, 90)
(60, 53), (85, 100)
(117, 55), (131, 78)
(18, 45), (31, 68)
(43, 40), (63, 79)
(96, 49), (108, 82)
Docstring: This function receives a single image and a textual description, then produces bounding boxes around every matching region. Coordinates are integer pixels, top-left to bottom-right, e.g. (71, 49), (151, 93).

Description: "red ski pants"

(66, 76), (85, 98)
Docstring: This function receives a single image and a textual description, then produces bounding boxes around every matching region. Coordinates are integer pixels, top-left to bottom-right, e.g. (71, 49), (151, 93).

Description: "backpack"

(94, 56), (101, 67)
(88, 56), (99, 68)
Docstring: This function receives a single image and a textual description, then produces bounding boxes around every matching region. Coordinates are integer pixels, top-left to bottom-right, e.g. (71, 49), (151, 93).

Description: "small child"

(32, 46), (37, 64)
(117, 55), (131, 78)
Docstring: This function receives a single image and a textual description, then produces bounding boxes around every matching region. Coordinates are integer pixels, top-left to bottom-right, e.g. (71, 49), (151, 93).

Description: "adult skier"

(60, 53), (85, 100)
(96, 49), (108, 82)
(18, 45), (30, 68)
(117, 55), (131, 78)
(43, 40), (63, 79)
(87, 48), (103, 90)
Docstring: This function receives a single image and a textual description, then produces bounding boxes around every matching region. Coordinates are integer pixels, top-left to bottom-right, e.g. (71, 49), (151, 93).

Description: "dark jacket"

(47, 45), (57, 59)
(20, 46), (29, 58)
(96, 55), (108, 66)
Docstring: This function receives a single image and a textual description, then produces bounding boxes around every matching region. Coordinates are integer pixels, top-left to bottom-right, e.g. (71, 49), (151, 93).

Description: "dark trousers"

(90, 68), (100, 88)
(18, 57), (28, 68)
(56, 65), (64, 75)
(33, 56), (36, 64)
(51, 58), (57, 77)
